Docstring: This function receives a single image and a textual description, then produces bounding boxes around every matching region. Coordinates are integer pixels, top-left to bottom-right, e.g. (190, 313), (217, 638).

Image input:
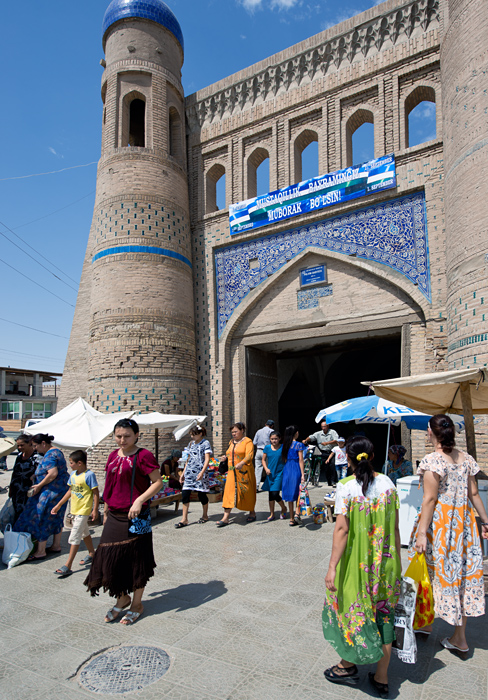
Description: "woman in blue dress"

(262, 431), (287, 521)
(175, 425), (212, 528)
(13, 433), (69, 559)
(281, 425), (306, 526)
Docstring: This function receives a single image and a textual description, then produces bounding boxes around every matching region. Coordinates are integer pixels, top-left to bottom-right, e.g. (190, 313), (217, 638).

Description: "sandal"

(324, 664), (359, 686)
(441, 637), (469, 653)
(174, 522), (188, 529)
(54, 565), (73, 578)
(198, 518), (209, 523)
(105, 601), (130, 623)
(368, 672), (389, 698)
(28, 554), (46, 561)
(216, 521), (228, 528)
(246, 515), (256, 522)
(120, 610), (142, 625)
(289, 520), (298, 526)
(280, 512), (287, 519)
(266, 515), (276, 521)
(79, 555), (94, 566)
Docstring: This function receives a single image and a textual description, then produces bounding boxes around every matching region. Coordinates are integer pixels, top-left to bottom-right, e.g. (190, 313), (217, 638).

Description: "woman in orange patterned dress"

(217, 422), (256, 527)
(411, 414), (488, 652)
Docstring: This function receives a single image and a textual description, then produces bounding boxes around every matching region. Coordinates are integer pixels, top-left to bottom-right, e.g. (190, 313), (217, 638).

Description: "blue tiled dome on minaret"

(102, 0), (183, 51)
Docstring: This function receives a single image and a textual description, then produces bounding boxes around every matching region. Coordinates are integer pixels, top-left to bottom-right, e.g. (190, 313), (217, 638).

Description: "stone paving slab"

(0, 460), (487, 699)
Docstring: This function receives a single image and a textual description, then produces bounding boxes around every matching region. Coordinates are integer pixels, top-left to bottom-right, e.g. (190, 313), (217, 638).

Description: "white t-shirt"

(331, 445), (347, 465)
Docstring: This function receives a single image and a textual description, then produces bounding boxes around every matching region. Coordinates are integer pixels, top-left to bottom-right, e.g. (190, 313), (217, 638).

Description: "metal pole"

(460, 381), (477, 459)
(155, 428), (159, 462)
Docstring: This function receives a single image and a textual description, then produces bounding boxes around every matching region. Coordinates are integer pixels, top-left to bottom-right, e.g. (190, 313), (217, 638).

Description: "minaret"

(442, 0), (488, 370)
(60, 0), (198, 419)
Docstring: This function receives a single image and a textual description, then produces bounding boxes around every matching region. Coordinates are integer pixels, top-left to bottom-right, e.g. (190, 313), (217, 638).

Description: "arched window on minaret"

(129, 98), (145, 147)
(169, 106), (183, 162)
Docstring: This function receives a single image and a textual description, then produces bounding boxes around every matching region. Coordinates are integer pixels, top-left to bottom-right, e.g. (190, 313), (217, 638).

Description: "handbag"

(0, 497), (15, 533)
(392, 576), (417, 664)
(405, 552), (435, 629)
(218, 457), (229, 475)
(128, 450), (152, 535)
(2, 524), (33, 569)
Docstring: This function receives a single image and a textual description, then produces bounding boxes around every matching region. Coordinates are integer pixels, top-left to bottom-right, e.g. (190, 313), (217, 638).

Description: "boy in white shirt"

(326, 437), (348, 482)
(51, 450), (99, 578)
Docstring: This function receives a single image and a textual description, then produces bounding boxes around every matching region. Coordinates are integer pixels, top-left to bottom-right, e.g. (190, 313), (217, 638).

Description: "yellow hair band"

(357, 452), (369, 461)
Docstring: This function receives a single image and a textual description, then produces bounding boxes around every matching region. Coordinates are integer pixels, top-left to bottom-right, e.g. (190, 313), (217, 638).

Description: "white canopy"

(362, 368), (488, 415)
(21, 398), (206, 450)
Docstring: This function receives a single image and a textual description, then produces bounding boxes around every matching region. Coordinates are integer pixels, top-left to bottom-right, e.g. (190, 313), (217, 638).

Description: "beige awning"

(361, 368), (488, 415)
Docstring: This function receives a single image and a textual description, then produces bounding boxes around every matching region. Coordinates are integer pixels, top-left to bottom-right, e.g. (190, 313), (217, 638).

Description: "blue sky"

(1, 0), (434, 377)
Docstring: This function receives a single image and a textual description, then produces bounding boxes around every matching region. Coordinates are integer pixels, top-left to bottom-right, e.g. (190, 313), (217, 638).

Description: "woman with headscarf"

(9, 434), (41, 520)
(386, 444), (413, 485)
(13, 433), (69, 559)
(411, 414), (488, 653)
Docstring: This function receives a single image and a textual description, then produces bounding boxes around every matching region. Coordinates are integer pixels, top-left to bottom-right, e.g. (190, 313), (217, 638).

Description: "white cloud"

(321, 7), (362, 30)
(240, 33), (247, 39)
(48, 146), (64, 159)
(239, 0), (300, 12)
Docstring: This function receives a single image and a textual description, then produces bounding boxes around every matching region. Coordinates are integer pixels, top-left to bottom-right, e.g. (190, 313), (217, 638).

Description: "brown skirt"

(84, 509), (156, 598)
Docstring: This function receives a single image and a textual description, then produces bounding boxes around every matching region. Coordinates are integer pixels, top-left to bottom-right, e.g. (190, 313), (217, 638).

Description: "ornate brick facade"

(60, 0), (488, 467)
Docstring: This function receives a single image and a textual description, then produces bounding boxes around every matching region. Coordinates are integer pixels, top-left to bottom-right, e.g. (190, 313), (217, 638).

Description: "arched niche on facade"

(168, 105), (184, 164)
(402, 84), (437, 149)
(293, 129), (319, 183)
(206, 162), (226, 214)
(247, 147), (270, 199)
(344, 107), (375, 167)
(121, 90), (146, 148)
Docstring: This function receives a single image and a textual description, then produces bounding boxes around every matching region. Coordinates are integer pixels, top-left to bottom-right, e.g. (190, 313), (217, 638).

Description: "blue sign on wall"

(300, 265), (327, 287)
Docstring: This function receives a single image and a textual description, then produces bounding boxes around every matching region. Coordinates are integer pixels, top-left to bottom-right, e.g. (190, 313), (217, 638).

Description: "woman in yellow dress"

(217, 422), (256, 527)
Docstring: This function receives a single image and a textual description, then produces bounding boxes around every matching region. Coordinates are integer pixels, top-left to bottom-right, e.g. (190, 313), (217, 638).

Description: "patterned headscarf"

(389, 444), (407, 458)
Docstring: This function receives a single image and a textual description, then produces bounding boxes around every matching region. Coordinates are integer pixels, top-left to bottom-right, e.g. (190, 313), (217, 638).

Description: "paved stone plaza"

(0, 460), (486, 700)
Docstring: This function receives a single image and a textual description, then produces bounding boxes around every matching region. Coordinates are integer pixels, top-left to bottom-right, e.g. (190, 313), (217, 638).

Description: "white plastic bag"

(2, 524), (33, 569)
(392, 576), (417, 664)
(0, 498), (15, 533)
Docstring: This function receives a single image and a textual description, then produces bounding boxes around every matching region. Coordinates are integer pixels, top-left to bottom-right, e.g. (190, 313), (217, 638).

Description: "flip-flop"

(280, 513), (287, 519)
(54, 566), (73, 578)
(198, 518), (209, 523)
(28, 554), (46, 561)
(246, 515), (256, 522)
(266, 515), (276, 521)
(120, 610), (142, 625)
(441, 637), (469, 653)
(174, 522), (188, 529)
(216, 521), (228, 528)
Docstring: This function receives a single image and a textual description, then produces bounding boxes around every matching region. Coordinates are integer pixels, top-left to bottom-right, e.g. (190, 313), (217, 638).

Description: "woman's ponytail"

(346, 436), (375, 496)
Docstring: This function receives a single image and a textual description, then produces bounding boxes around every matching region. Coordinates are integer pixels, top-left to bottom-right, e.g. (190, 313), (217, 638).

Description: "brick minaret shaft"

(60, 12), (198, 417)
(442, 0), (488, 368)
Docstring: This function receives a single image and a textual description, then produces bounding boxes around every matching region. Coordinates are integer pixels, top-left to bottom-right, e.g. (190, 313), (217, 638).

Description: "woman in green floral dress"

(323, 436), (401, 698)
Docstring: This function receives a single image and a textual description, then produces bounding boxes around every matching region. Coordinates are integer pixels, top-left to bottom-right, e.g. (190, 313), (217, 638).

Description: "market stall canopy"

(361, 368), (488, 415)
(361, 368), (488, 459)
(315, 395), (465, 431)
(132, 412), (207, 442)
(0, 436), (17, 459)
(21, 398), (134, 450)
(21, 398), (207, 451)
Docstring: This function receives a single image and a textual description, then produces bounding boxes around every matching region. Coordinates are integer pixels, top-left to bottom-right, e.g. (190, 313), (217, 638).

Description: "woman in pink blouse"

(84, 419), (162, 625)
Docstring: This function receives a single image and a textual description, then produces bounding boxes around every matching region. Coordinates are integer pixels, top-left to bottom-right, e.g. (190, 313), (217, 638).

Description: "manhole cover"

(78, 645), (170, 694)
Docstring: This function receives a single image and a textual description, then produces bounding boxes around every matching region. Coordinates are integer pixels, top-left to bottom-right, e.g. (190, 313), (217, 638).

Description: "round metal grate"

(78, 645), (170, 694)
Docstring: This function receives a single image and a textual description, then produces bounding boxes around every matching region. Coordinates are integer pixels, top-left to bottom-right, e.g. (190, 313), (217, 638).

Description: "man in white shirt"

(253, 420), (275, 490)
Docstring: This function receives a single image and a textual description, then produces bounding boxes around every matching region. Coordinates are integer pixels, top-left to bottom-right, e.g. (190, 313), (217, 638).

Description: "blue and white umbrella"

(315, 395), (465, 431)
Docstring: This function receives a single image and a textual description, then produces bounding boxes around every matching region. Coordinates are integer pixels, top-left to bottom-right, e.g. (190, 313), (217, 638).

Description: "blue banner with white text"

(229, 154), (396, 235)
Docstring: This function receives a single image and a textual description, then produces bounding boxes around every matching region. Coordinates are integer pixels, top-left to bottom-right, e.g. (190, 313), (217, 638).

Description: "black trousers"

(321, 452), (337, 486)
(181, 490), (209, 505)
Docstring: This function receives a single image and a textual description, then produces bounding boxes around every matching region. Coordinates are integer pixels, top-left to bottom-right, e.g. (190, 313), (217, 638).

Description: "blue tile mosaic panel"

(102, 0), (184, 50)
(215, 192), (430, 337)
(297, 286), (333, 310)
(92, 245), (191, 267)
